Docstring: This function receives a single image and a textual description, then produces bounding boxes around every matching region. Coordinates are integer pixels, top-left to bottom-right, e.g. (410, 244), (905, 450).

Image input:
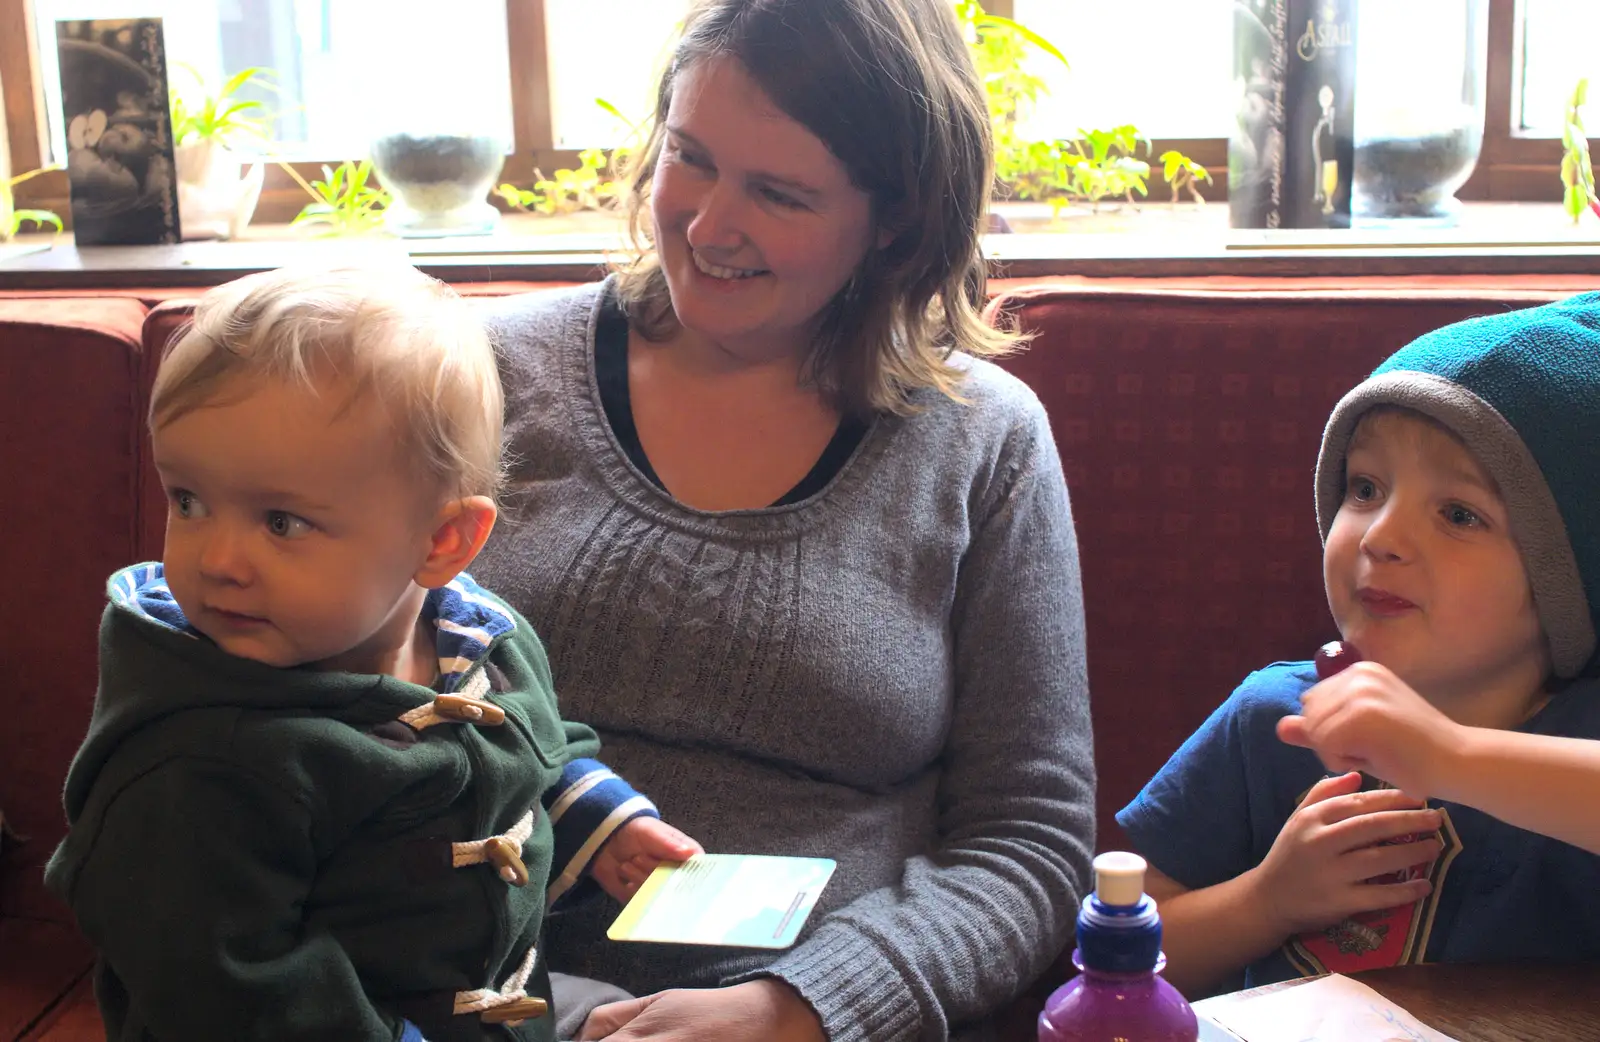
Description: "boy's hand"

(1278, 660), (1463, 798)
(1249, 771), (1442, 936)
(589, 817), (702, 903)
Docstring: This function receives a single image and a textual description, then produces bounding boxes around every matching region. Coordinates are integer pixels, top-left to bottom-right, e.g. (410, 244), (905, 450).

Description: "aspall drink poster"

(1230, 0), (1358, 230)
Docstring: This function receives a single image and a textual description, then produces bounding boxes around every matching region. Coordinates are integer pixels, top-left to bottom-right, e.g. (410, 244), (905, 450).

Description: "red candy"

(1313, 640), (1363, 680)
(1310, 640), (1434, 880)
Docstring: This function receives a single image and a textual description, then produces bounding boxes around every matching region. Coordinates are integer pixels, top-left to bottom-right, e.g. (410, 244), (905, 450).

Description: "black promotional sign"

(56, 17), (182, 245)
(1230, 0), (1359, 230)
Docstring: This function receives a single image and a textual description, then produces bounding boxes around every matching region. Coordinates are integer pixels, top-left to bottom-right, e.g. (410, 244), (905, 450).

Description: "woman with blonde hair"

(475, 0), (1094, 1037)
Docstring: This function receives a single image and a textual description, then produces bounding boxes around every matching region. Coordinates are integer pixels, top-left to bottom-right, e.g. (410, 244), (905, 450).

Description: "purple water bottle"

(1037, 852), (1198, 1042)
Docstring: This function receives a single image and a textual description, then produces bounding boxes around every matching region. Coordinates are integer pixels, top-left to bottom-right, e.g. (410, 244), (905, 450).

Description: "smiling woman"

(473, 1), (1096, 1040)
(644, 59), (884, 377)
(612, 0), (1015, 420)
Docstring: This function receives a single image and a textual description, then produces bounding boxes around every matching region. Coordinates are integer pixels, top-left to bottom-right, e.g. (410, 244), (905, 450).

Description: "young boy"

(1117, 292), (1600, 998)
(44, 265), (700, 1042)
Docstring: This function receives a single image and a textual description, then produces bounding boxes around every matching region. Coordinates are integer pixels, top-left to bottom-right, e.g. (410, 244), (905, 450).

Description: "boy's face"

(1324, 410), (1548, 705)
(153, 375), (444, 674)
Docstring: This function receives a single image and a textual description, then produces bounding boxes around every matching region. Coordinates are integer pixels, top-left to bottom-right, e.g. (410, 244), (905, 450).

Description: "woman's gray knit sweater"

(473, 281), (1095, 1042)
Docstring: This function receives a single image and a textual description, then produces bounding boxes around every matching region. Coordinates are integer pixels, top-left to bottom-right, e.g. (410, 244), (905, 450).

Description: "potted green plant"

(496, 147), (626, 216)
(1, 165), (63, 244)
(169, 64), (272, 239)
(495, 99), (633, 233)
(955, 0), (1207, 222)
(289, 159), (391, 237)
(1562, 78), (1598, 225)
(1161, 150), (1213, 207)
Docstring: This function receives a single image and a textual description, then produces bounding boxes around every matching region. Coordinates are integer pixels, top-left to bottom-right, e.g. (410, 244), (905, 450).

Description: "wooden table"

(1183, 963), (1600, 1042)
(1351, 963), (1600, 1042)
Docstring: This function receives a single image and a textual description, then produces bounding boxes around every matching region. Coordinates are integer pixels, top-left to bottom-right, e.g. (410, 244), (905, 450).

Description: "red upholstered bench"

(0, 298), (153, 1041)
(5, 277), (1597, 1040)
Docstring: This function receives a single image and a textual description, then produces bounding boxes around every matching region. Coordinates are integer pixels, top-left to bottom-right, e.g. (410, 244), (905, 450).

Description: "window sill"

(2, 203), (1598, 292)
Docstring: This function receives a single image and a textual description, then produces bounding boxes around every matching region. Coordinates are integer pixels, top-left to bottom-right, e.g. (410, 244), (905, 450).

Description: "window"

(31, 0), (514, 162)
(1517, 0), (1600, 135)
(543, 0), (684, 148)
(1011, 0), (1233, 140)
(4, 0), (1595, 239)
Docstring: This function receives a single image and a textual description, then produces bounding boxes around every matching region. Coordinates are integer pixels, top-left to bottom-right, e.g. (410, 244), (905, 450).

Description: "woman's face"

(651, 55), (881, 364)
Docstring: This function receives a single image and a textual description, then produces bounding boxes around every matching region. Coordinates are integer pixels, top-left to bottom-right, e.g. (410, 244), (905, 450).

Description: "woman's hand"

(587, 817), (702, 903)
(1248, 771), (1442, 936)
(574, 980), (826, 1042)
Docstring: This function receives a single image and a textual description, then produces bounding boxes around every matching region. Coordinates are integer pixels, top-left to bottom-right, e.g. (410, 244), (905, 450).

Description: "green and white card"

(607, 854), (836, 949)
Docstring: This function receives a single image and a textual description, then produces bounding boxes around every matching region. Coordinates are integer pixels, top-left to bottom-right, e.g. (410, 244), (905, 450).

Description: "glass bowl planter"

(369, 132), (506, 237)
(1352, 0), (1490, 226)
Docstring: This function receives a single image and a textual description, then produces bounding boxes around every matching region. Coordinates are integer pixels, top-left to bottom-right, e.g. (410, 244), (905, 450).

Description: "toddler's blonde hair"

(150, 264), (502, 501)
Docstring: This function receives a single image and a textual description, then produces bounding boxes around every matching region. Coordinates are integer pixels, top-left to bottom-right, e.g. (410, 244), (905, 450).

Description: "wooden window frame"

(3, 0), (1593, 226)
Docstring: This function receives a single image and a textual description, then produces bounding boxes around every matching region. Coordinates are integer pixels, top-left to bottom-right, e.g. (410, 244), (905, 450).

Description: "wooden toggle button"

(484, 836), (529, 887)
(433, 694), (505, 726)
(481, 997), (548, 1024)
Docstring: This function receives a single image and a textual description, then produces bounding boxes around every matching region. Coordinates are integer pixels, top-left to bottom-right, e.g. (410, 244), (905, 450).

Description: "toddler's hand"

(589, 817), (702, 903)
(1249, 771), (1442, 936)
(1278, 660), (1462, 798)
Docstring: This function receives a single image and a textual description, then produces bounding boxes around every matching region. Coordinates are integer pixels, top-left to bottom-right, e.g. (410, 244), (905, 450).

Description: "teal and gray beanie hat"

(1314, 292), (1600, 679)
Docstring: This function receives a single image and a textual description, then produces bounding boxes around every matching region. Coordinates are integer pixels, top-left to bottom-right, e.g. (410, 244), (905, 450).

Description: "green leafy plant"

(1561, 78), (1598, 225)
(954, 0), (1207, 215)
(290, 159), (390, 236)
(1160, 150), (1213, 206)
(498, 147), (623, 215)
(956, 0), (1069, 202)
(497, 99), (633, 216)
(170, 65), (275, 148)
(1062, 125), (1151, 212)
(1, 165), (63, 242)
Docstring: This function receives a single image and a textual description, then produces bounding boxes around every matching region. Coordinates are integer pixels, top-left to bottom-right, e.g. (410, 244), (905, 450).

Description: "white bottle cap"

(1092, 851), (1147, 907)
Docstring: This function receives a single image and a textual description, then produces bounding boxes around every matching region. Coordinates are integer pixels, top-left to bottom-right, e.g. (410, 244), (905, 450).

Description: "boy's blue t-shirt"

(1116, 662), (1600, 990)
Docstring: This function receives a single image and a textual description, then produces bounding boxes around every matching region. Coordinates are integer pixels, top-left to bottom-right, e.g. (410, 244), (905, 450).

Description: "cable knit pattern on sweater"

(473, 280), (1096, 1042)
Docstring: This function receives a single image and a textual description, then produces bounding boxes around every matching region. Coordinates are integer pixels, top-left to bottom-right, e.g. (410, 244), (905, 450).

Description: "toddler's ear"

(416, 496), (498, 588)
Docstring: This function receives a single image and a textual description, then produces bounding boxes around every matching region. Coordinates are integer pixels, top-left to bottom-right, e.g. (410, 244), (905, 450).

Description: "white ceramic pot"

(175, 139), (264, 240)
